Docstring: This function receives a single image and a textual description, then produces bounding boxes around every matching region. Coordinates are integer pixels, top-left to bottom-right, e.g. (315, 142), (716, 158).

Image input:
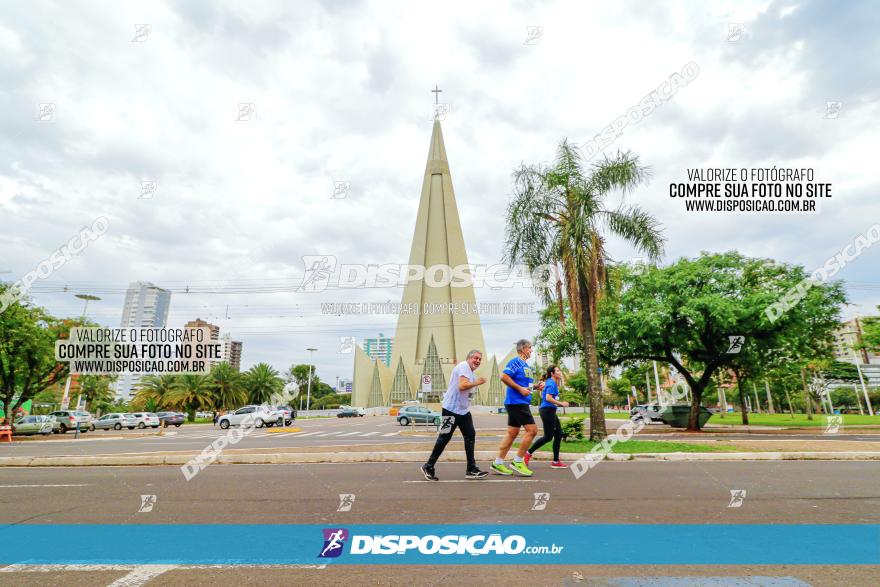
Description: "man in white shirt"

(421, 349), (488, 480)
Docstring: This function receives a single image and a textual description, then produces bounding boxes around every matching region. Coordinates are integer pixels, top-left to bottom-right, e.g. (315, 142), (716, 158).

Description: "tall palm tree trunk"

(578, 271), (606, 441)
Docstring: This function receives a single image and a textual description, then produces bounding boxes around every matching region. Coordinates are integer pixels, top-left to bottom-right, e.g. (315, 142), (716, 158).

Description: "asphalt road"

(1, 461), (878, 585)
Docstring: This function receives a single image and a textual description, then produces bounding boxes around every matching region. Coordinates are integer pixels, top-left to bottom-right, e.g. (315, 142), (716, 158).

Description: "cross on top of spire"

(432, 85), (442, 105)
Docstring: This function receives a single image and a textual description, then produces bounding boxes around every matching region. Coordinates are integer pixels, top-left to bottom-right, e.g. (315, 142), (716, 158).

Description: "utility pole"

(751, 382), (761, 414)
(764, 379), (775, 414)
(801, 368), (813, 420)
(306, 348), (318, 412)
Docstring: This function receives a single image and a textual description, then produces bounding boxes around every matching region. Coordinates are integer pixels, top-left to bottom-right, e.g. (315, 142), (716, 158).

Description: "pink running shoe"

(550, 461), (568, 469)
(523, 452), (532, 467)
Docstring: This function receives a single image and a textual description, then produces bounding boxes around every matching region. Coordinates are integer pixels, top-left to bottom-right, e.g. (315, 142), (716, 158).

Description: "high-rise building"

(833, 318), (880, 365)
(185, 318), (220, 341)
(115, 282), (171, 400)
(220, 334), (243, 372)
(363, 333), (393, 367)
(351, 119), (516, 407)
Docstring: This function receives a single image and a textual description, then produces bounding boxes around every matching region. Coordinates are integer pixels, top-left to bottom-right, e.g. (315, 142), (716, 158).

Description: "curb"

(2, 450), (880, 467)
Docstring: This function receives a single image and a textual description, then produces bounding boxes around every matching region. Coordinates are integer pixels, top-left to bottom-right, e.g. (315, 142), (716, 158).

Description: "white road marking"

(360, 432), (381, 437)
(293, 431), (323, 437)
(404, 479), (549, 483)
(106, 564), (177, 587)
(338, 432), (362, 437)
(382, 432), (399, 437)
(0, 484), (92, 488)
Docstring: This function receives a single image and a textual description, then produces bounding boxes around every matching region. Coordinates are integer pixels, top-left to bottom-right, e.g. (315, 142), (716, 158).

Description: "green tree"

(133, 374), (179, 410)
(244, 363), (283, 405)
(0, 287), (80, 422)
(168, 373), (214, 421)
(78, 375), (116, 413)
(287, 364), (319, 406)
(598, 252), (845, 430)
(209, 362), (246, 410)
(504, 142), (664, 440)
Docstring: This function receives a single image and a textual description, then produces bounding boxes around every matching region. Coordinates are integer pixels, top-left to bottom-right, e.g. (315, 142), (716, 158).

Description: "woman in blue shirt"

(525, 365), (569, 468)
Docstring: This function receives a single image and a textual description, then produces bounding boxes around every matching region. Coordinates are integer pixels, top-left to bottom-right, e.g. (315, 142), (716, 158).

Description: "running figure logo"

(299, 255), (337, 293)
(438, 415), (455, 435)
(825, 414), (843, 434)
(531, 492), (550, 511)
(726, 336), (745, 354)
(138, 494), (157, 513)
(319, 528), (349, 558)
(337, 494), (355, 512)
(728, 489), (747, 508)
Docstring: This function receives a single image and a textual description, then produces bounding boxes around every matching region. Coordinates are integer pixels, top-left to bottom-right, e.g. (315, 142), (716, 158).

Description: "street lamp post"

(306, 348), (318, 413)
(852, 350), (874, 416)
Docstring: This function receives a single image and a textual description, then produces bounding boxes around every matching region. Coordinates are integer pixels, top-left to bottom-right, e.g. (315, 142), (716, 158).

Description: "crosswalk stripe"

(294, 431), (323, 437)
(338, 432), (362, 437)
(360, 432), (380, 437)
(382, 432), (399, 437)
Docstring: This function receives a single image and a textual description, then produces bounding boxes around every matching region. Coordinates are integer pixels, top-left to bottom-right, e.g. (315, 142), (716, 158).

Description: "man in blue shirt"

(492, 339), (541, 476)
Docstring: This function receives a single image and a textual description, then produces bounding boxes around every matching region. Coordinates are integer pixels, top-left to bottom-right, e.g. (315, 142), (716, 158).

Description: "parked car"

(337, 407), (364, 418)
(218, 405), (283, 429)
(93, 413), (137, 430)
(396, 405), (440, 426)
(156, 412), (185, 427)
(49, 410), (92, 433)
(630, 404), (665, 423)
(13, 415), (55, 436)
(129, 412), (161, 429)
(274, 406), (296, 425)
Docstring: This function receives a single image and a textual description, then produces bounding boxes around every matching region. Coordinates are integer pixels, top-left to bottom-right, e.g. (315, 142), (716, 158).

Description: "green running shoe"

(490, 462), (513, 476)
(510, 461), (533, 477)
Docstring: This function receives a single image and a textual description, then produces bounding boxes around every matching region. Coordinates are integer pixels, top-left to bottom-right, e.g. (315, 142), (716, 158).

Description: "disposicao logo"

(318, 528), (349, 558)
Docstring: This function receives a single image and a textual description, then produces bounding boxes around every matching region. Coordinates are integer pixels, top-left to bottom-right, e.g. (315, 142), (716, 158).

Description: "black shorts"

(505, 404), (535, 427)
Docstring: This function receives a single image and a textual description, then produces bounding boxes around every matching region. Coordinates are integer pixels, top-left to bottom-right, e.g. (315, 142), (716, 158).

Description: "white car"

(218, 405), (282, 429)
(128, 412), (161, 429)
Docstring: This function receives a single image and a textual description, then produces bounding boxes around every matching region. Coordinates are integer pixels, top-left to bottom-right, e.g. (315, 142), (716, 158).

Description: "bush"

(561, 416), (585, 441)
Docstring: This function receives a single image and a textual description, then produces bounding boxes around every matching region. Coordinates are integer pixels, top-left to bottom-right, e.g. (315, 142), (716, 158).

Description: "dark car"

(337, 407), (364, 418)
(156, 412), (185, 427)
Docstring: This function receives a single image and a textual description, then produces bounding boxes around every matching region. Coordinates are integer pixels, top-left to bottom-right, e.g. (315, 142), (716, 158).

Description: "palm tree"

(133, 374), (179, 411)
(209, 362), (247, 411)
(505, 142), (664, 440)
(244, 363), (284, 405)
(167, 373), (213, 422)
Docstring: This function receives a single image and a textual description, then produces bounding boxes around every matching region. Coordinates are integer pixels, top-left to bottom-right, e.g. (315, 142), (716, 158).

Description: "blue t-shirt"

(540, 379), (559, 409)
(503, 356), (534, 405)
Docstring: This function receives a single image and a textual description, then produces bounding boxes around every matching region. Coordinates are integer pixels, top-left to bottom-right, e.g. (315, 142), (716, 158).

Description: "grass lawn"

(515, 439), (738, 454)
(559, 411), (880, 427)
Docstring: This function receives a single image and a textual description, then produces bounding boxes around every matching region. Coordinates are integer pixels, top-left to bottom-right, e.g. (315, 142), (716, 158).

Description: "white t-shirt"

(441, 361), (476, 415)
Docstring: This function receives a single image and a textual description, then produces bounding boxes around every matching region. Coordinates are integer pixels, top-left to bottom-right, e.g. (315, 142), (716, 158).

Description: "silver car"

(93, 413), (137, 430)
(128, 412), (161, 428)
(49, 410), (92, 433)
(13, 415), (55, 436)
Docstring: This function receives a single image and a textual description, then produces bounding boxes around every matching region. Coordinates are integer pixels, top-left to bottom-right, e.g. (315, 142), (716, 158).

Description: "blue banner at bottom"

(3, 524), (878, 565)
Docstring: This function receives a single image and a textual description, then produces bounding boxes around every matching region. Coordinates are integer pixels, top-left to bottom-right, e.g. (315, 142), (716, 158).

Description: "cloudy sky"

(1, 0), (878, 385)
